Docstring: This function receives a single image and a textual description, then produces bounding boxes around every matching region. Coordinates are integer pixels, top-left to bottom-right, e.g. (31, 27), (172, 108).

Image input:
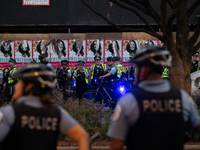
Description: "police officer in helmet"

(113, 56), (126, 79)
(74, 60), (89, 100)
(39, 53), (54, 71)
(107, 46), (200, 150)
(0, 64), (89, 150)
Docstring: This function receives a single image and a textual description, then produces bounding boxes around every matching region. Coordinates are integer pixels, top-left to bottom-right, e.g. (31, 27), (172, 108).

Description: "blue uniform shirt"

(107, 79), (200, 141)
(106, 64), (117, 75)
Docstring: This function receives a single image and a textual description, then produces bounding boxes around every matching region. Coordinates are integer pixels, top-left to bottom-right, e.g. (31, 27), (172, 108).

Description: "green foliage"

(54, 96), (113, 141)
(196, 15), (200, 17)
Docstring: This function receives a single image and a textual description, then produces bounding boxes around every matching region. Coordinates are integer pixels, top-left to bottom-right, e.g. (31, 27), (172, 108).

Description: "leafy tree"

(81, 0), (200, 94)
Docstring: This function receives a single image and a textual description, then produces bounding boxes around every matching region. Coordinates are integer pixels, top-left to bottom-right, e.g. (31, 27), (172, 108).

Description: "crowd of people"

(0, 46), (199, 150)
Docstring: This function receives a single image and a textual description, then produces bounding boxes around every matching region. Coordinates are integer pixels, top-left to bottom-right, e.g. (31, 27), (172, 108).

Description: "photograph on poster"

(105, 40), (122, 61)
(69, 39), (85, 61)
(0, 41), (14, 63)
(33, 40), (50, 62)
(122, 40), (139, 61)
(87, 39), (103, 61)
(15, 40), (32, 62)
(51, 39), (68, 62)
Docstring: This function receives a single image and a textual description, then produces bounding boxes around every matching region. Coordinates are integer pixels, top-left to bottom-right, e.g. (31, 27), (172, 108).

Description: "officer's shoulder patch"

(0, 111), (3, 122)
(112, 104), (122, 121)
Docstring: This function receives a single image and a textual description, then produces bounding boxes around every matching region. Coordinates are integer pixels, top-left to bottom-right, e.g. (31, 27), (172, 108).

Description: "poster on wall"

(33, 40), (50, 62)
(0, 40), (14, 63)
(14, 40), (32, 63)
(104, 40), (122, 62)
(51, 39), (68, 62)
(122, 39), (139, 62)
(87, 39), (104, 61)
(23, 0), (50, 6)
(68, 39), (86, 62)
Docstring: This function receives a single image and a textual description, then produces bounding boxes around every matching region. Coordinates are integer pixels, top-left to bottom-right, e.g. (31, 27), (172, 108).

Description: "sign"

(23, 0), (50, 6)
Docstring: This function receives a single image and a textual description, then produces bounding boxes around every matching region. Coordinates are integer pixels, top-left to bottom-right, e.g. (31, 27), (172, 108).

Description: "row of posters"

(0, 39), (163, 68)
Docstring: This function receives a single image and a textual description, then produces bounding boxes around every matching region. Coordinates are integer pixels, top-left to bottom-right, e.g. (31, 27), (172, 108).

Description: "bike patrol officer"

(6, 58), (18, 101)
(57, 60), (72, 92)
(89, 55), (106, 89)
(113, 56), (126, 79)
(0, 64), (89, 150)
(39, 53), (54, 71)
(74, 60), (89, 100)
(162, 67), (169, 80)
(107, 46), (200, 150)
(100, 57), (117, 106)
(191, 52), (199, 73)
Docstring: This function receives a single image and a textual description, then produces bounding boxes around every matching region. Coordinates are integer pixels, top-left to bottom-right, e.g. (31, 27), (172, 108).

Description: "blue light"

(94, 79), (97, 83)
(72, 80), (76, 87)
(119, 85), (125, 94)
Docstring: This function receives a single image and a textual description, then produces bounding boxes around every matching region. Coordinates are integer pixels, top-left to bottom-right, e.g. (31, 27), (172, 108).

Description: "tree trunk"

(168, 0), (191, 94)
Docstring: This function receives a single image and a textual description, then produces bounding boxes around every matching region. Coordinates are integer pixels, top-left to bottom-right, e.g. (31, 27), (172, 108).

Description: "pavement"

(57, 145), (200, 150)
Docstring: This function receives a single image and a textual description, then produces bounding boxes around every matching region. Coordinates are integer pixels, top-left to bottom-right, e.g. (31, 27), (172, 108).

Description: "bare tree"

(81, 0), (200, 94)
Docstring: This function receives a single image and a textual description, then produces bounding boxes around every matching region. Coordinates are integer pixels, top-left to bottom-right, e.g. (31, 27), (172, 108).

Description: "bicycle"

(54, 80), (77, 103)
(81, 78), (128, 109)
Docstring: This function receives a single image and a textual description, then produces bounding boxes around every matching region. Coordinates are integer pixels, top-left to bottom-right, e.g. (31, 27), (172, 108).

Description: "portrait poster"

(0, 40), (14, 63)
(122, 39), (139, 62)
(14, 40), (32, 63)
(104, 40), (122, 62)
(68, 39), (86, 62)
(86, 39), (104, 61)
(51, 39), (68, 62)
(33, 40), (50, 62)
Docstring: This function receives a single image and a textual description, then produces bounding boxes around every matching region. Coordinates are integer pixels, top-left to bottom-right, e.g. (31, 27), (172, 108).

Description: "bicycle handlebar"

(89, 132), (100, 146)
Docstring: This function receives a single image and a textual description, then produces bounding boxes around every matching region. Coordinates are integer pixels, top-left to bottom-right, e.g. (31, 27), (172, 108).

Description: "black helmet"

(39, 53), (47, 60)
(13, 64), (57, 89)
(129, 46), (172, 68)
(30, 59), (37, 64)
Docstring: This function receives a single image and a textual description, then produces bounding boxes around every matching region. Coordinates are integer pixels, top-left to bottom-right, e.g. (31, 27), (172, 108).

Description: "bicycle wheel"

(81, 90), (104, 105)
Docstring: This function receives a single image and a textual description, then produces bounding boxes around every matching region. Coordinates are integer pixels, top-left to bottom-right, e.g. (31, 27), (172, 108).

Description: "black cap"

(61, 60), (68, 65)
(78, 60), (85, 66)
(9, 58), (16, 63)
(94, 56), (101, 60)
(39, 53), (47, 60)
(107, 57), (114, 61)
(113, 56), (121, 61)
(193, 52), (199, 56)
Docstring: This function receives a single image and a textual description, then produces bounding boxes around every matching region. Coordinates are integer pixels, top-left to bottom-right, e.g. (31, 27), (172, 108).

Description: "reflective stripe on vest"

(74, 68), (88, 84)
(8, 67), (18, 84)
(161, 67), (169, 79)
(115, 64), (125, 78)
(91, 64), (106, 79)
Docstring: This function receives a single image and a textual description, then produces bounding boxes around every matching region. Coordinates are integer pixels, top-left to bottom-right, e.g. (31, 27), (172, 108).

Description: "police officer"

(107, 46), (200, 150)
(127, 64), (136, 81)
(191, 52), (199, 73)
(57, 60), (72, 93)
(89, 56), (106, 88)
(113, 56), (126, 79)
(6, 58), (18, 100)
(0, 64), (89, 150)
(100, 57), (117, 106)
(39, 53), (54, 71)
(162, 67), (169, 79)
(74, 61), (89, 99)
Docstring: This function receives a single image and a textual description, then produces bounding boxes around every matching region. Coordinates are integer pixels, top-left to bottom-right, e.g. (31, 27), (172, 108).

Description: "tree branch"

(187, 17), (200, 49)
(111, 0), (156, 33)
(167, 0), (178, 26)
(191, 41), (200, 53)
(167, 0), (174, 9)
(118, 0), (148, 14)
(187, 0), (200, 17)
(142, 0), (162, 27)
(80, 0), (164, 41)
